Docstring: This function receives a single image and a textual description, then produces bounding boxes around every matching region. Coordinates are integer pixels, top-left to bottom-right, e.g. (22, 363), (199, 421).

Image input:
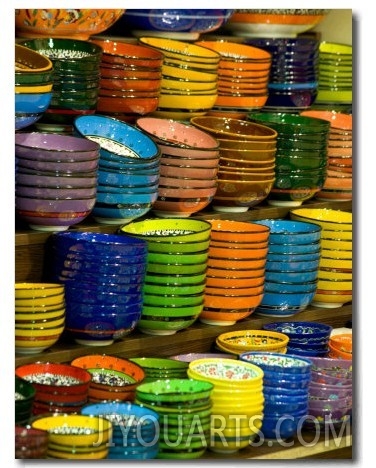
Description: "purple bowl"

(16, 156), (99, 172)
(16, 165), (98, 179)
(15, 184), (97, 199)
(15, 171), (98, 188)
(15, 195), (96, 213)
(309, 382), (352, 399)
(308, 356), (352, 379)
(15, 132), (100, 161)
(16, 210), (92, 231)
(310, 370), (352, 386)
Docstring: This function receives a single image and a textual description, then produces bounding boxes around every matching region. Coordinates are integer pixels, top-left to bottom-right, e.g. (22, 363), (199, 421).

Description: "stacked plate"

(135, 378), (214, 459)
(200, 219), (270, 326)
(315, 42), (352, 108)
(15, 132), (100, 231)
(15, 44), (53, 130)
(290, 208), (352, 308)
(73, 114), (161, 224)
(15, 282), (65, 355)
(71, 354), (146, 403)
(92, 39), (164, 122)
(15, 362), (92, 416)
(190, 116), (277, 212)
(18, 38), (103, 124)
(48, 231), (148, 346)
(129, 357), (189, 383)
(253, 219), (322, 318)
(136, 117), (220, 217)
(263, 321), (333, 358)
(239, 353), (311, 441)
(247, 112), (330, 206)
(138, 36), (220, 120)
(245, 36), (320, 111)
(81, 401), (160, 460)
(120, 218), (212, 335)
(187, 358), (264, 453)
(195, 40), (272, 118)
(301, 110), (353, 201)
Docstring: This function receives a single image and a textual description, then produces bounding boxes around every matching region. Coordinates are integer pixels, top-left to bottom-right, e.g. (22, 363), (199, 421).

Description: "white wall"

(312, 9), (352, 45)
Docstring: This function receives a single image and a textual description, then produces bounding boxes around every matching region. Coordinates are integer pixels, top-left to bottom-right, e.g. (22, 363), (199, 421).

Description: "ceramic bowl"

(15, 426), (49, 459)
(129, 357), (189, 382)
(15, 43), (53, 74)
(15, 9), (124, 40)
(217, 330), (289, 354)
(263, 321), (332, 345)
(15, 376), (36, 425)
(289, 208), (352, 232)
(265, 269), (319, 284)
(253, 219), (322, 244)
(308, 356), (352, 379)
(257, 289), (316, 314)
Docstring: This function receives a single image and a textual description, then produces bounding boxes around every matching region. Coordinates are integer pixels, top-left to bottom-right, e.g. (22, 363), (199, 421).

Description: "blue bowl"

(265, 269), (319, 284)
(260, 408), (308, 440)
(97, 182), (159, 194)
(64, 279), (144, 295)
(264, 280), (318, 294)
(15, 91), (53, 114)
(267, 241), (321, 255)
(99, 159), (160, 175)
(92, 203), (154, 224)
(264, 400), (308, 414)
(263, 374), (311, 390)
(96, 190), (158, 205)
(108, 445), (159, 460)
(56, 269), (147, 286)
(52, 254), (147, 274)
(265, 258), (320, 272)
(239, 352), (313, 375)
(98, 150), (160, 170)
(287, 347), (329, 358)
(74, 115), (160, 160)
(266, 251), (321, 262)
(51, 231), (148, 257)
(252, 219), (322, 244)
(112, 9), (234, 34)
(263, 385), (308, 397)
(258, 289), (316, 310)
(263, 321), (333, 341)
(15, 112), (44, 130)
(98, 168), (159, 187)
(64, 285), (144, 306)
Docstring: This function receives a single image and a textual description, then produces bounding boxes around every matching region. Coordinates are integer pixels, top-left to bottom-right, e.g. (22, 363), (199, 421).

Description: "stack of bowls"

(247, 112), (330, 207)
(15, 132), (100, 231)
(328, 333), (352, 360)
(81, 401), (160, 460)
(195, 40), (272, 118)
(71, 354), (145, 402)
(263, 321), (333, 358)
(112, 9), (234, 41)
(190, 116), (277, 212)
(315, 42), (352, 109)
(216, 329), (289, 356)
(18, 38), (103, 124)
(301, 110), (353, 202)
(290, 208), (352, 308)
(15, 376), (36, 425)
(138, 36), (220, 120)
(135, 378), (214, 459)
(119, 218), (212, 335)
(15, 362), (92, 415)
(15, 44), (53, 130)
(252, 219), (321, 318)
(200, 219), (270, 326)
(91, 39), (164, 122)
(129, 357), (189, 383)
(245, 36), (320, 111)
(305, 356), (352, 431)
(15, 425), (49, 459)
(136, 117), (220, 217)
(15, 282), (66, 355)
(31, 413), (112, 460)
(239, 352), (312, 441)
(187, 358), (264, 454)
(73, 114), (161, 225)
(47, 231), (148, 346)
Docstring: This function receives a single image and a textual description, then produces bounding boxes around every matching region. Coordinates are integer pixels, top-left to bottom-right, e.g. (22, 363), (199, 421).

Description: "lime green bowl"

(142, 292), (204, 307)
(138, 316), (199, 334)
(147, 250), (208, 265)
(144, 271), (207, 285)
(142, 302), (204, 317)
(143, 281), (206, 295)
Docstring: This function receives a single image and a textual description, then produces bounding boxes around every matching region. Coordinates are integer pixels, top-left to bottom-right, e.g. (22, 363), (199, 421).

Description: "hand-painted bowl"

(15, 9), (125, 40)
(217, 330), (289, 354)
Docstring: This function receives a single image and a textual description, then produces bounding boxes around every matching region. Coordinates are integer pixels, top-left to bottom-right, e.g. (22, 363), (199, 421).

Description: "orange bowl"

(15, 9), (125, 40)
(206, 274), (265, 289)
(209, 244), (269, 259)
(329, 334), (352, 354)
(206, 266), (266, 279)
(208, 256), (267, 270)
(199, 308), (256, 325)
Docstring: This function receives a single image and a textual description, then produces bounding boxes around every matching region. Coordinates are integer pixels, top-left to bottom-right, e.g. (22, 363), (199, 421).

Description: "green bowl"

(135, 378), (213, 404)
(143, 281), (206, 296)
(143, 292), (204, 307)
(134, 397), (212, 415)
(15, 69), (55, 85)
(147, 250), (208, 265)
(275, 154), (328, 171)
(15, 376), (36, 424)
(277, 138), (328, 151)
(142, 303), (204, 317)
(138, 317), (199, 334)
(248, 112), (331, 135)
(146, 261), (208, 275)
(146, 238), (211, 254)
(144, 271), (207, 285)
(119, 218), (212, 244)
(130, 357), (189, 372)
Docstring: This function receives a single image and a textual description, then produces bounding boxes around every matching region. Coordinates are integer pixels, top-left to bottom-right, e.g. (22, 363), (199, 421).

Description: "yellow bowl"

(320, 248), (352, 260)
(15, 324), (65, 338)
(290, 208), (352, 231)
(319, 257), (352, 270)
(161, 77), (217, 92)
(320, 237), (352, 251)
(212, 402), (264, 417)
(15, 283), (65, 299)
(14, 306), (66, 320)
(15, 337), (61, 353)
(15, 314), (65, 329)
(158, 92), (218, 111)
(31, 414), (112, 446)
(15, 83), (54, 94)
(162, 64), (218, 83)
(318, 269), (352, 281)
(187, 358), (263, 388)
(216, 329), (289, 353)
(216, 340), (287, 356)
(312, 291), (352, 306)
(317, 279), (352, 291)
(15, 292), (65, 308)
